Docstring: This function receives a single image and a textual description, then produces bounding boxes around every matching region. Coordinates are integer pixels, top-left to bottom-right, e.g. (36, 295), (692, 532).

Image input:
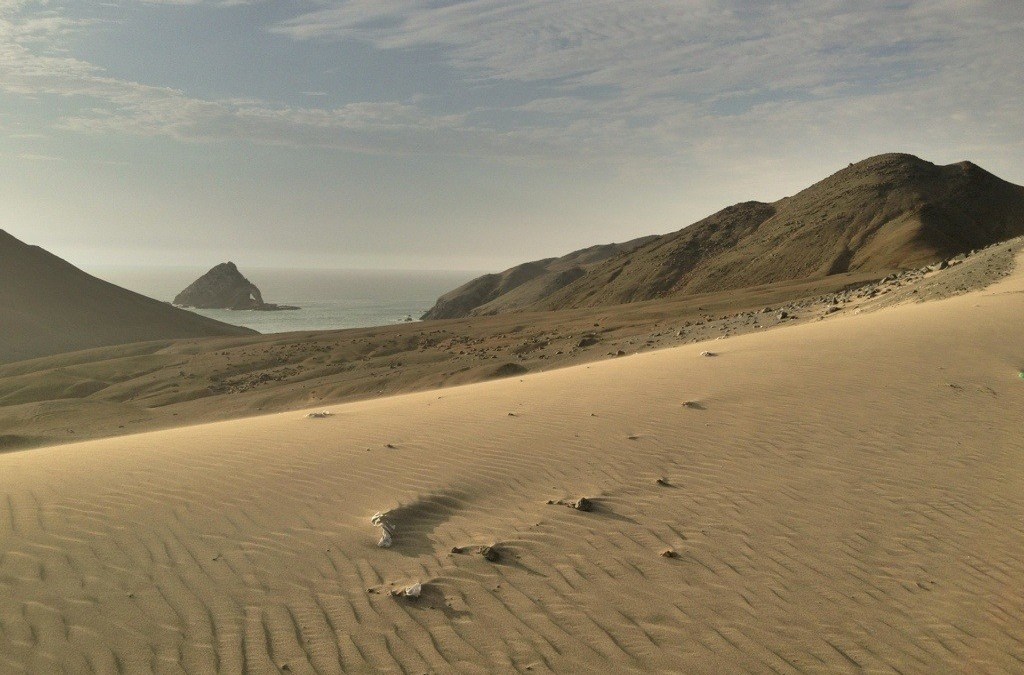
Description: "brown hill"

(0, 230), (256, 363)
(425, 153), (1024, 318)
(421, 236), (657, 319)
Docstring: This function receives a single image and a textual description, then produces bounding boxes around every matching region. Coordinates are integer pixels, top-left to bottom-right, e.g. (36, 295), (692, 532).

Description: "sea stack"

(174, 262), (298, 311)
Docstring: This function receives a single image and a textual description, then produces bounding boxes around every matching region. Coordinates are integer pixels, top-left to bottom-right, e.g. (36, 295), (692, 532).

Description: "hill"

(424, 154), (1024, 318)
(421, 235), (657, 319)
(0, 230), (256, 363)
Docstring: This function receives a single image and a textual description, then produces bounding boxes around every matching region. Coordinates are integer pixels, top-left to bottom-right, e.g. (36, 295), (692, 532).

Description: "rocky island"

(173, 262), (299, 311)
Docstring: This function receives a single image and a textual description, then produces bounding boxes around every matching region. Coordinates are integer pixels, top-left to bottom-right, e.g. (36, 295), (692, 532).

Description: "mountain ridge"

(423, 153), (1024, 318)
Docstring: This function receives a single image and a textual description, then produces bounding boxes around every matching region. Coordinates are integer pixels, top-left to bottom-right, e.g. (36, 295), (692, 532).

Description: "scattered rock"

(776, 310), (789, 320)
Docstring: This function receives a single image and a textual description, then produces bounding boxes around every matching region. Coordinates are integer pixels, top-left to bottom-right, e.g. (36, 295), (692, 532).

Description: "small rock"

(700, 351), (716, 357)
(660, 549), (678, 558)
(655, 477), (670, 486)
(391, 583), (422, 599)
(572, 497), (593, 512)
(478, 546), (500, 562)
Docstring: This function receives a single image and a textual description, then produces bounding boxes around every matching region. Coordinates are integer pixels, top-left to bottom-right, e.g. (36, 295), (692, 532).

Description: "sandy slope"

(1, 250), (1023, 673)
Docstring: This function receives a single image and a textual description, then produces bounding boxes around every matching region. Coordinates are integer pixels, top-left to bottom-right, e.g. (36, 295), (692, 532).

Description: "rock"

(390, 583), (422, 599)
(577, 336), (599, 348)
(700, 351), (716, 357)
(776, 310), (789, 320)
(660, 549), (678, 558)
(174, 262), (299, 311)
(478, 546), (500, 562)
(571, 497), (593, 512)
(371, 512), (395, 548)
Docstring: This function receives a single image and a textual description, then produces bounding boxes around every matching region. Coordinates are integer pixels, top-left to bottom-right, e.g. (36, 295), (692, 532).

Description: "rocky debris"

(453, 545), (501, 562)
(174, 262), (299, 311)
(366, 582), (422, 599)
(547, 496), (594, 511)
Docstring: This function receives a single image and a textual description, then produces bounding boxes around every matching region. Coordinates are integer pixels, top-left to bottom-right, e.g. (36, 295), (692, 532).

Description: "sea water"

(91, 266), (479, 334)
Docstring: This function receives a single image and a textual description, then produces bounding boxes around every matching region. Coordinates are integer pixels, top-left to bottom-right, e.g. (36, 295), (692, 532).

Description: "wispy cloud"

(270, 1), (1024, 161)
(1, 0), (1022, 169)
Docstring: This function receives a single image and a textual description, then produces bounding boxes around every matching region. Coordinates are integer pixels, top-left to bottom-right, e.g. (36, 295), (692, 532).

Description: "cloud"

(269, 1), (1024, 162)
(1, 0), (1021, 171)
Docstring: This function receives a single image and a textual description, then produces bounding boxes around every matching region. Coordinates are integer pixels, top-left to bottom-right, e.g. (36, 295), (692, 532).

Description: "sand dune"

(1, 248), (1023, 672)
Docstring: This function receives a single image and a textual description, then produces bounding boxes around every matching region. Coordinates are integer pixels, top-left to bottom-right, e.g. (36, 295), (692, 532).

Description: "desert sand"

(1, 244), (1022, 672)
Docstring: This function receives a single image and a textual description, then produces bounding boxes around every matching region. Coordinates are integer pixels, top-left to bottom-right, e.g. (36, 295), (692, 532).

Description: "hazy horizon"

(2, 1), (1022, 272)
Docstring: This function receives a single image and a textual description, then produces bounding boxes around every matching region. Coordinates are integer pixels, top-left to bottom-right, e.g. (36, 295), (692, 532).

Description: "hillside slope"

(425, 154), (1024, 317)
(421, 235), (657, 319)
(0, 230), (255, 363)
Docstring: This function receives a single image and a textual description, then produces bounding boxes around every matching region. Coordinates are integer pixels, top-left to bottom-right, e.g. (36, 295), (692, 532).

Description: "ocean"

(90, 266), (481, 334)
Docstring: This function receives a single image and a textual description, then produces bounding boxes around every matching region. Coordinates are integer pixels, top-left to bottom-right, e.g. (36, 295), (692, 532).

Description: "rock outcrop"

(174, 263), (298, 311)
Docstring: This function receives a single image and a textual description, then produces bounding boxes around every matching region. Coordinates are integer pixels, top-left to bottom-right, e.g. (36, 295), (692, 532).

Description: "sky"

(1, 0), (1022, 272)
